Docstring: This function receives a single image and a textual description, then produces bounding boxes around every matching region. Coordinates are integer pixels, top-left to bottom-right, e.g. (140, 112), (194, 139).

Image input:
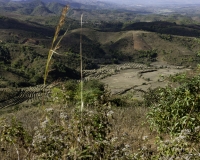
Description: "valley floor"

(98, 62), (190, 99)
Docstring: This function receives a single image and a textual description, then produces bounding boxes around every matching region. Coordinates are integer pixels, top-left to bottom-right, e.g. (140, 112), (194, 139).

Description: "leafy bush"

(0, 118), (32, 159)
(153, 129), (200, 159)
(82, 80), (107, 105)
(146, 75), (200, 139)
(0, 45), (10, 64)
(51, 80), (109, 106)
(134, 128), (200, 159)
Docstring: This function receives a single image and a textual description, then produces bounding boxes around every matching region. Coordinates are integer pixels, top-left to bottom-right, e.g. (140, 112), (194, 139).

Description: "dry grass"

(0, 103), (155, 159)
(44, 5), (69, 85)
(112, 106), (157, 153)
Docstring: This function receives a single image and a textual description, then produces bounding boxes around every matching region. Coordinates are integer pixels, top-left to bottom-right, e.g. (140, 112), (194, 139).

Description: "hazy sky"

(99, 0), (200, 5)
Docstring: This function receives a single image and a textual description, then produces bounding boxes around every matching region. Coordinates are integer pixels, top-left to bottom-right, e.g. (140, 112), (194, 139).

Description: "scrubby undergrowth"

(0, 73), (200, 159)
(0, 81), (148, 159)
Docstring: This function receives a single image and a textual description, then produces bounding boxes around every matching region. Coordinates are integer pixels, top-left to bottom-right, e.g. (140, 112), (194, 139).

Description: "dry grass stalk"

(44, 5), (69, 86)
(80, 14), (84, 112)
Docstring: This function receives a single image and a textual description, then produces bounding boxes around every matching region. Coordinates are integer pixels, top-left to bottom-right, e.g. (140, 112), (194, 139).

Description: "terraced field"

(93, 62), (190, 99)
(0, 62), (191, 108)
(0, 85), (52, 109)
(83, 62), (148, 81)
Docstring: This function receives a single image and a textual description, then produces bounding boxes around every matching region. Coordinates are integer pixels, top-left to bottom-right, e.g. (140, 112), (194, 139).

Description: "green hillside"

(46, 2), (66, 14)
(0, 3), (200, 159)
(31, 5), (54, 16)
(0, 16), (81, 87)
(0, 16), (54, 36)
(1, 16), (200, 87)
(123, 21), (200, 37)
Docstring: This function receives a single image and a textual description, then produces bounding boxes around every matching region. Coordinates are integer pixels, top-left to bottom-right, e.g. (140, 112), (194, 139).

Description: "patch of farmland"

(99, 62), (190, 99)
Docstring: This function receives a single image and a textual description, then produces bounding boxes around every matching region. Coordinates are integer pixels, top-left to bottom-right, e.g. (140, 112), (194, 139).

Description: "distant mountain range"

(0, 0), (199, 19)
(0, 0), (123, 17)
(100, 0), (200, 5)
(7, 0), (120, 10)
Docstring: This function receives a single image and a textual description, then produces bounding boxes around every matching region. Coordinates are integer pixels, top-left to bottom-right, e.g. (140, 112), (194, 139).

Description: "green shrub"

(51, 80), (108, 106)
(146, 75), (200, 139)
(152, 129), (200, 160)
(82, 80), (106, 105)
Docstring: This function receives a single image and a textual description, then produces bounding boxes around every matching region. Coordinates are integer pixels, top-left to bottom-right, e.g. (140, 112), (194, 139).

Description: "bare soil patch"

(100, 62), (190, 99)
(133, 32), (151, 50)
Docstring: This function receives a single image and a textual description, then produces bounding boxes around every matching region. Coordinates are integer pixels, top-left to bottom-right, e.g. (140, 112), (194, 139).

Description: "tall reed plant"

(80, 14), (84, 112)
(44, 5), (69, 86)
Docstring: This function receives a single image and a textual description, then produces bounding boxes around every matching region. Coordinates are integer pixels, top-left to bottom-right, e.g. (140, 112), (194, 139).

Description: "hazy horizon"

(10, 0), (200, 5)
(99, 0), (200, 5)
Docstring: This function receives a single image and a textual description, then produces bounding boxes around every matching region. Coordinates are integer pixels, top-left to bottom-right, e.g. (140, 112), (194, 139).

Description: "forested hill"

(0, 16), (54, 36)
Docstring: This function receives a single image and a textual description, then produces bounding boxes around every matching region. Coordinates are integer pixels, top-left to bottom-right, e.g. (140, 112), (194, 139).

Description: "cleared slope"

(63, 28), (200, 66)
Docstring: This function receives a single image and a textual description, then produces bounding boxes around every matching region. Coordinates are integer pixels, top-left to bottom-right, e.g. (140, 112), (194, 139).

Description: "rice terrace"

(0, 0), (200, 159)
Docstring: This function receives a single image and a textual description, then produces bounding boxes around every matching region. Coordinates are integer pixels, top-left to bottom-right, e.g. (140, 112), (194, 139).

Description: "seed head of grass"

(44, 5), (69, 86)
